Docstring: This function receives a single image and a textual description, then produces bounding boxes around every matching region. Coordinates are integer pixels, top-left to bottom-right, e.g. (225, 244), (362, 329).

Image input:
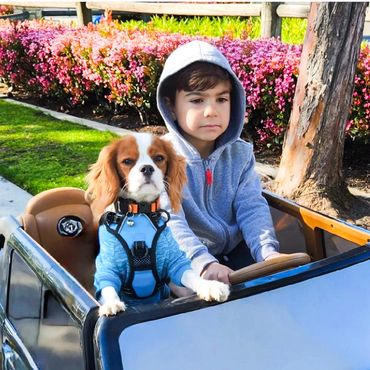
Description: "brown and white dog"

(86, 133), (229, 316)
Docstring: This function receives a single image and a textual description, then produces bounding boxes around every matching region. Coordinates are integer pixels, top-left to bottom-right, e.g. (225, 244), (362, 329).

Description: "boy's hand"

(201, 262), (233, 284)
(264, 252), (288, 261)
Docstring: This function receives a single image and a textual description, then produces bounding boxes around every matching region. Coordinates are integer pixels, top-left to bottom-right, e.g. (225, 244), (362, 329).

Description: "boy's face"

(171, 81), (231, 154)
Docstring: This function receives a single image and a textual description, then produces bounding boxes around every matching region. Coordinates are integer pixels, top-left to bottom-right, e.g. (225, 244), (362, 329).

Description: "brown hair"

(161, 61), (232, 104)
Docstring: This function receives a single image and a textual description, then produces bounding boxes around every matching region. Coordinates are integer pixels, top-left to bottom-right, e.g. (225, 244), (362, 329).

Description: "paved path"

(0, 176), (32, 218)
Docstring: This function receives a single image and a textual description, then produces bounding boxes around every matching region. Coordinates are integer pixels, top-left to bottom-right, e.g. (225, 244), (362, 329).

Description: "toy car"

(0, 187), (369, 370)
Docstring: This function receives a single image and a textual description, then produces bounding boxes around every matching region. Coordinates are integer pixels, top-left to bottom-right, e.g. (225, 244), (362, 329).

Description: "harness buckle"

(132, 241), (149, 259)
(100, 212), (123, 226)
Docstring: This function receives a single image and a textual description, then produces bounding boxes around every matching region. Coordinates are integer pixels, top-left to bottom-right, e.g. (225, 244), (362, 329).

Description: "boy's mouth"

(201, 124), (221, 128)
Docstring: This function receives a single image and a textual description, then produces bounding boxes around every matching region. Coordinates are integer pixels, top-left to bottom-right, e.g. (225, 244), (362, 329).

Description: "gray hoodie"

(157, 40), (279, 274)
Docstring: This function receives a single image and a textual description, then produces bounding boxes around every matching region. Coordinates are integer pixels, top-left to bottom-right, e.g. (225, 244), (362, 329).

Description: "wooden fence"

(1, 1), (370, 38)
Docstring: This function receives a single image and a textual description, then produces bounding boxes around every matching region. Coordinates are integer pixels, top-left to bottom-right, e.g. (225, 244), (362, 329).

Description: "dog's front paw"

(196, 280), (230, 302)
(99, 300), (127, 317)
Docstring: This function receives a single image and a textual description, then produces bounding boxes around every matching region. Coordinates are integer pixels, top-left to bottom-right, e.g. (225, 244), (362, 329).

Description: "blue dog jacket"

(94, 205), (191, 306)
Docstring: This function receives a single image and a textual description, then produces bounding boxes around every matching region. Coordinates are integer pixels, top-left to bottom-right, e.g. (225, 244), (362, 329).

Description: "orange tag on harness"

(205, 168), (213, 185)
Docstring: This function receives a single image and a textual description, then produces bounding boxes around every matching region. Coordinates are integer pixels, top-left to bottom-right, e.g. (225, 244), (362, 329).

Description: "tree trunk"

(274, 2), (368, 217)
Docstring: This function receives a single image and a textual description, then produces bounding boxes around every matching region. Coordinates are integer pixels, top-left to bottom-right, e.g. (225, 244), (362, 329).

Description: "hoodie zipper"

(205, 167), (213, 186)
(204, 158), (213, 186)
(203, 159), (230, 247)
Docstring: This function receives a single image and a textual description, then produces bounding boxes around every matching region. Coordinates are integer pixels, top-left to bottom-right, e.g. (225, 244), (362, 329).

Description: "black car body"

(0, 187), (370, 370)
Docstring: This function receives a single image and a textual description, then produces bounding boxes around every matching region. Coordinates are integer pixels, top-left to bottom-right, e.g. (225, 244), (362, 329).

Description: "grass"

(0, 100), (118, 194)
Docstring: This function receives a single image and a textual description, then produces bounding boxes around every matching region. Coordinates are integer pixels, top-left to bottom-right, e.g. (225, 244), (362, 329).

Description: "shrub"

(346, 43), (370, 143)
(0, 5), (13, 16)
(0, 20), (70, 98)
(216, 37), (300, 146)
(0, 18), (368, 147)
(120, 15), (261, 40)
(117, 15), (307, 44)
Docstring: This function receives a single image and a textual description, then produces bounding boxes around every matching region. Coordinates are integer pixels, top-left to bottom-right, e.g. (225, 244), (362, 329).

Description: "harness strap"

(100, 211), (167, 299)
(100, 212), (134, 284)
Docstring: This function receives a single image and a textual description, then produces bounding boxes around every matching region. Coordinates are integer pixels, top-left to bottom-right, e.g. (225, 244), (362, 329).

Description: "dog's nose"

(140, 165), (154, 177)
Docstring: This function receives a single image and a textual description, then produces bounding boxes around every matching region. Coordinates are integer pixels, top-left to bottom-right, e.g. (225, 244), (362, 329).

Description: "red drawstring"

(205, 168), (213, 185)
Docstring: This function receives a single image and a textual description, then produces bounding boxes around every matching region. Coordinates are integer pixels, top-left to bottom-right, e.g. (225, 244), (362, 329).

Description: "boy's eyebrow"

(184, 90), (231, 97)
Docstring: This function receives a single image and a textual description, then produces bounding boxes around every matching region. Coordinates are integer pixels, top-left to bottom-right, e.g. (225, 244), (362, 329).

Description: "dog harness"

(100, 198), (169, 299)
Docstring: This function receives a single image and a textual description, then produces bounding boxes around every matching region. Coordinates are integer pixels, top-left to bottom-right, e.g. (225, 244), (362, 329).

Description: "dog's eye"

(153, 155), (165, 163)
(122, 158), (134, 165)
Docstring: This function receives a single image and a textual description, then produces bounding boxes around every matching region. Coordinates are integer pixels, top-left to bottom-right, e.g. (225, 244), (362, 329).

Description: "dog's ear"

(162, 139), (187, 213)
(85, 141), (123, 217)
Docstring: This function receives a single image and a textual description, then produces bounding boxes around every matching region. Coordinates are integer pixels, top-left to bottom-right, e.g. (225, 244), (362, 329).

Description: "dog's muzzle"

(140, 165), (154, 178)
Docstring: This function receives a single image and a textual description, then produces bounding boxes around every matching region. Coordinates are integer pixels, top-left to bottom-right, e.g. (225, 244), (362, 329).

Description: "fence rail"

(1, 1), (369, 38)
(87, 1), (262, 17)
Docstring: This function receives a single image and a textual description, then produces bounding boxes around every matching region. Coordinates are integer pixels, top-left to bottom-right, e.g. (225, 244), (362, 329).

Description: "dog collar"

(115, 198), (160, 214)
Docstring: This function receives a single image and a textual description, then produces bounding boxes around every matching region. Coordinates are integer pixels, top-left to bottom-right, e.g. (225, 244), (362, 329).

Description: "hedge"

(0, 18), (368, 147)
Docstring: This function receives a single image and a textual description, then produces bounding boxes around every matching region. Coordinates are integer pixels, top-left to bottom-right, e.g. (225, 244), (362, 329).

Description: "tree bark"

(274, 2), (368, 216)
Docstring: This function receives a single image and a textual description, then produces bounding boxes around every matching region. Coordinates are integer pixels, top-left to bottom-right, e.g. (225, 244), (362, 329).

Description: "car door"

(0, 237), (39, 370)
(4, 250), (86, 370)
(1, 319), (39, 370)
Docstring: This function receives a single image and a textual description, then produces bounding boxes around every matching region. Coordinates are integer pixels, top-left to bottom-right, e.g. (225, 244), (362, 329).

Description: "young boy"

(157, 40), (281, 284)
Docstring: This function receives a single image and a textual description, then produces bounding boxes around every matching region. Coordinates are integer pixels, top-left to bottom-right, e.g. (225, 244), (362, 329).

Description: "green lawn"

(0, 100), (118, 194)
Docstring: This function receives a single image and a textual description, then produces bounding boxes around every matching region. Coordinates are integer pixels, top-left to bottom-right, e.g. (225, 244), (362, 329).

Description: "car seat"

(19, 187), (98, 294)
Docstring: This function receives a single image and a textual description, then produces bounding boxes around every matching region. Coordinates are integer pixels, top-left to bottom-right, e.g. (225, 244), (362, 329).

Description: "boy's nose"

(204, 103), (218, 117)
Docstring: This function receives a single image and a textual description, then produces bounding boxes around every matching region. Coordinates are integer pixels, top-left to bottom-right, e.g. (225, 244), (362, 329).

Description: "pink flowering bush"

(347, 44), (370, 143)
(66, 25), (192, 121)
(216, 37), (300, 145)
(0, 5), (13, 16)
(0, 20), (71, 99)
(0, 18), (369, 146)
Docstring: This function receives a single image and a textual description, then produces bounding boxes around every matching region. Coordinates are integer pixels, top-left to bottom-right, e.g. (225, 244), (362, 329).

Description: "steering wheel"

(229, 253), (311, 285)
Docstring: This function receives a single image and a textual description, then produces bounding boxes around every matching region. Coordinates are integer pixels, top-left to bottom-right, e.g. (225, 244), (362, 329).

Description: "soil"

(1, 86), (369, 230)
(253, 144), (370, 195)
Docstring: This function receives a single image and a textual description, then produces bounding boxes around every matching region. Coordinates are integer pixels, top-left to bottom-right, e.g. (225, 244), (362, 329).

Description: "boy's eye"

(218, 97), (230, 103)
(190, 98), (203, 104)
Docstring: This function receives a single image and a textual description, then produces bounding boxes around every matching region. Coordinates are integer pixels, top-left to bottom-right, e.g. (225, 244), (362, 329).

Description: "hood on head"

(157, 40), (246, 158)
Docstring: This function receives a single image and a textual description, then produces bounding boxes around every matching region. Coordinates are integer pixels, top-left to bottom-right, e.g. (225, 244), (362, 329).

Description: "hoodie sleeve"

(94, 225), (127, 299)
(233, 150), (280, 262)
(158, 227), (192, 286)
(160, 192), (218, 275)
